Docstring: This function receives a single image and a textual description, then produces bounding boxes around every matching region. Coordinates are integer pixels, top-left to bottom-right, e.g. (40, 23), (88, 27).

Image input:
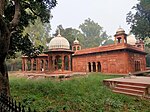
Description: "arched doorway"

(88, 62), (91, 72)
(64, 55), (69, 70)
(93, 62), (96, 72)
(97, 62), (101, 72)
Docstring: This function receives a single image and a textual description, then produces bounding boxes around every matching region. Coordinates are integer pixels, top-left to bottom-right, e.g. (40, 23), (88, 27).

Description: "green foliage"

(126, 0), (150, 40)
(23, 18), (51, 49)
(79, 18), (113, 48)
(4, 0), (57, 58)
(10, 74), (150, 112)
(145, 46), (150, 67)
(79, 18), (102, 38)
(6, 52), (22, 71)
(54, 25), (85, 48)
(54, 19), (113, 49)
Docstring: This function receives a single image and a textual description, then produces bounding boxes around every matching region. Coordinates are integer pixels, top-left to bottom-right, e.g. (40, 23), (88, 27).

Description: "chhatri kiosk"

(22, 28), (147, 75)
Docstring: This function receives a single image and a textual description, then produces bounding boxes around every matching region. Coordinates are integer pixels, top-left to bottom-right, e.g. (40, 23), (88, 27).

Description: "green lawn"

(9, 73), (150, 112)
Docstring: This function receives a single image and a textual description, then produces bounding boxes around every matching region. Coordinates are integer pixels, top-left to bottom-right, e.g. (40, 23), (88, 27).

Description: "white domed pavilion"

(45, 32), (74, 72)
(49, 34), (70, 50)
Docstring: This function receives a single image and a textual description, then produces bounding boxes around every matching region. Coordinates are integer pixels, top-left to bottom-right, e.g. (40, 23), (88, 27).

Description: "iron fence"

(0, 93), (36, 112)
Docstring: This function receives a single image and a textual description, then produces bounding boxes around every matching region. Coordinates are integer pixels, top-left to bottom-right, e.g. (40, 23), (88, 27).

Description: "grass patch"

(9, 73), (150, 112)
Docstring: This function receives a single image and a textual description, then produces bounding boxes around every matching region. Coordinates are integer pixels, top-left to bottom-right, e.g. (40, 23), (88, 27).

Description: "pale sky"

(51, 0), (138, 36)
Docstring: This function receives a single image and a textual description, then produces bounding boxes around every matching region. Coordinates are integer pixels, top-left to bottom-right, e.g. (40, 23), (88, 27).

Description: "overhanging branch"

(9, 0), (21, 29)
(22, 1), (41, 17)
(0, 0), (5, 15)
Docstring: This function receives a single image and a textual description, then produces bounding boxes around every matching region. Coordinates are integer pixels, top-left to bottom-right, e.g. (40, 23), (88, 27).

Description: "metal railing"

(0, 93), (36, 112)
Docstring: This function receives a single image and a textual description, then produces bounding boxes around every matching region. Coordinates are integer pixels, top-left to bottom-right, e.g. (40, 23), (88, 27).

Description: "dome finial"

(57, 28), (61, 37)
(75, 37), (78, 41)
(73, 37), (79, 44)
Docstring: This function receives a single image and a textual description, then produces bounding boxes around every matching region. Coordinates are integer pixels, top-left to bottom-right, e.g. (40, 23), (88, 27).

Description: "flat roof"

(73, 44), (147, 56)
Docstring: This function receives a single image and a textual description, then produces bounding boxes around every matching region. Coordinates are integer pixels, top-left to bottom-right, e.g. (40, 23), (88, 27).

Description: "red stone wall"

(72, 50), (146, 74)
(127, 51), (146, 73)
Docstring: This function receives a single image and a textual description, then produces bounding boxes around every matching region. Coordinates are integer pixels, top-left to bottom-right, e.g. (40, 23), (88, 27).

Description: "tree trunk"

(0, 62), (10, 95)
(0, 15), (10, 95)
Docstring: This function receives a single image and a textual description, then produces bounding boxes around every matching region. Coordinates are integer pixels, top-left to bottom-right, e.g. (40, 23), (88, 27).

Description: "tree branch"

(9, 0), (21, 29)
(0, 0), (5, 15)
(22, 1), (41, 17)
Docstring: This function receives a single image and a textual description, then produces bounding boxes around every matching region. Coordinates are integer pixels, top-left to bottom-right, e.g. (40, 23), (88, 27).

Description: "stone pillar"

(96, 62), (98, 72)
(43, 59), (46, 71)
(48, 55), (50, 71)
(122, 36), (124, 44)
(24, 59), (27, 71)
(52, 56), (55, 71)
(36, 59), (39, 71)
(22, 58), (25, 71)
(115, 37), (117, 44)
(91, 63), (93, 72)
(61, 55), (64, 71)
(68, 55), (71, 71)
(31, 59), (34, 71)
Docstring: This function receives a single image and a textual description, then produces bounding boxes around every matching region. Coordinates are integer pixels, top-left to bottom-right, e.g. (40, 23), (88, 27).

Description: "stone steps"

(113, 90), (143, 97)
(116, 83), (146, 91)
(112, 82), (147, 97)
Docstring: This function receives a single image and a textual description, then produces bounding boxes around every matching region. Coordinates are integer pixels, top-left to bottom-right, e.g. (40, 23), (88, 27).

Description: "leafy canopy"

(126, 0), (150, 40)
(54, 20), (114, 49)
(79, 18), (113, 48)
(4, 0), (57, 58)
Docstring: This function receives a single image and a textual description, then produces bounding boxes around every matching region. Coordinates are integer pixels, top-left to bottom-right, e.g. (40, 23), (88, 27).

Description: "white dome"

(116, 27), (125, 33)
(49, 34), (70, 49)
(127, 34), (137, 45)
(73, 39), (79, 44)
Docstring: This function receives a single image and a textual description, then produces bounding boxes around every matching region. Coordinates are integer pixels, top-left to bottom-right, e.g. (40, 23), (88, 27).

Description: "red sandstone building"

(22, 28), (147, 75)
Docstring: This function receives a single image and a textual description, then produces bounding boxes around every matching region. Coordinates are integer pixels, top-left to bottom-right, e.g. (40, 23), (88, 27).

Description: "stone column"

(31, 59), (34, 71)
(61, 55), (64, 71)
(91, 63), (93, 72)
(36, 59), (39, 71)
(122, 36), (124, 44)
(22, 58), (25, 71)
(48, 55), (50, 71)
(68, 55), (71, 71)
(43, 59), (46, 71)
(115, 37), (117, 44)
(24, 59), (27, 71)
(96, 62), (98, 72)
(52, 56), (55, 71)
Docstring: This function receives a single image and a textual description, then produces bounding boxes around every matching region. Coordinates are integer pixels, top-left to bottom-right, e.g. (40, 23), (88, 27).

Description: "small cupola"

(114, 27), (127, 44)
(72, 37), (81, 51)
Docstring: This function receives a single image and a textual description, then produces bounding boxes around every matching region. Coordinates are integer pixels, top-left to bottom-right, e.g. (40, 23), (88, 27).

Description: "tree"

(79, 18), (102, 38)
(100, 31), (114, 46)
(6, 52), (22, 71)
(0, 0), (57, 95)
(53, 25), (85, 48)
(79, 18), (112, 48)
(145, 46), (150, 67)
(126, 0), (150, 40)
(24, 18), (51, 49)
(54, 23), (113, 49)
